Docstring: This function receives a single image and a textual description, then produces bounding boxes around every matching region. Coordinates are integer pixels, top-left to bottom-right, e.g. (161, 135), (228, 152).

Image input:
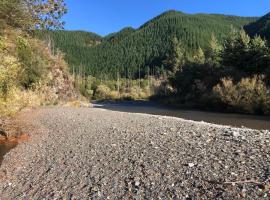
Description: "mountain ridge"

(37, 10), (259, 78)
(244, 12), (270, 41)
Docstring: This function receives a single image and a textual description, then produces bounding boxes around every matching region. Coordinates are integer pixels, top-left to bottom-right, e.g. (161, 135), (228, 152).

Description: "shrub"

(17, 36), (50, 88)
(213, 75), (270, 114)
(78, 77), (154, 101)
(108, 91), (120, 100)
(0, 55), (20, 100)
(95, 84), (111, 100)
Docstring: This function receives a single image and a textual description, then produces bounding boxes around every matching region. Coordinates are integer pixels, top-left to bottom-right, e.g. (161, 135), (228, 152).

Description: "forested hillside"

(37, 10), (257, 79)
(34, 30), (102, 68)
(245, 12), (270, 41)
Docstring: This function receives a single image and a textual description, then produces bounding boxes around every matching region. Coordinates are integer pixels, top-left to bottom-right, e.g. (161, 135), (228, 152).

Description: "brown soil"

(0, 133), (29, 144)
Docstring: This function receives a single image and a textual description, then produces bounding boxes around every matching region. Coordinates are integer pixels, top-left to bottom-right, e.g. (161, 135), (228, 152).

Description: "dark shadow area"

(0, 141), (17, 165)
(93, 100), (270, 130)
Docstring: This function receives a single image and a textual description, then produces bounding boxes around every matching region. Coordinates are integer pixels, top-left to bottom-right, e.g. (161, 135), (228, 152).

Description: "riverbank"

(151, 94), (270, 116)
(0, 107), (269, 199)
(0, 109), (36, 165)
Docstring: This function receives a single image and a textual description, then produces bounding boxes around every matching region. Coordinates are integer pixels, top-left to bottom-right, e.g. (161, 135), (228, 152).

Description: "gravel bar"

(0, 107), (269, 199)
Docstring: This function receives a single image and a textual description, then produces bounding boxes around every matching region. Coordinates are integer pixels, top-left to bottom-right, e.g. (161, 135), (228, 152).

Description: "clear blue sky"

(63, 0), (270, 36)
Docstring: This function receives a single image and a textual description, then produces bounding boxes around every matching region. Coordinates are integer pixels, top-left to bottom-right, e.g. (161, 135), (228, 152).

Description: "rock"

(188, 163), (195, 168)
(224, 130), (241, 138)
(232, 131), (240, 138)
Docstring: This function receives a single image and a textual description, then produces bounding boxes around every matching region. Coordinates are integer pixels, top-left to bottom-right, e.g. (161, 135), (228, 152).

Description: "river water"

(93, 101), (270, 130)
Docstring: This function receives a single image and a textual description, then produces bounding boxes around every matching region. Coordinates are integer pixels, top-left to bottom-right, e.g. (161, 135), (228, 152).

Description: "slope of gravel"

(0, 107), (269, 199)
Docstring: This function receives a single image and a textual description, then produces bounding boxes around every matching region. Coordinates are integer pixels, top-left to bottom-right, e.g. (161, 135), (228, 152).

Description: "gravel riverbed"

(0, 107), (269, 199)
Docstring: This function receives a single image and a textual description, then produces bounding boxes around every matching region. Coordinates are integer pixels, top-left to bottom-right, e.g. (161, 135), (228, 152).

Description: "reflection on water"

(94, 101), (270, 130)
(0, 140), (17, 165)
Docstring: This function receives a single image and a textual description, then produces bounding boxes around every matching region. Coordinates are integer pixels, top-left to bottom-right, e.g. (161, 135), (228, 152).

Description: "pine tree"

(193, 47), (205, 64)
(222, 29), (251, 69)
(248, 35), (270, 73)
(163, 37), (185, 76)
(206, 34), (222, 66)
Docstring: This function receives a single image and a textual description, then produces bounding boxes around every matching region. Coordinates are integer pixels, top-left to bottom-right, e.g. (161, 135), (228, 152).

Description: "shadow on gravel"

(0, 140), (17, 165)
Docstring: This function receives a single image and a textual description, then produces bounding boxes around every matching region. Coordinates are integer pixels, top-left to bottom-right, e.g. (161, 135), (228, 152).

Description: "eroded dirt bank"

(0, 107), (269, 199)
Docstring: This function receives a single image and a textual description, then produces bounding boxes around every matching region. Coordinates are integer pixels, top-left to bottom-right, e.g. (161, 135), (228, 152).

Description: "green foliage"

(205, 34), (222, 66)
(245, 12), (270, 41)
(170, 28), (270, 114)
(222, 30), (270, 74)
(171, 62), (222, 104)
(0, 0), (32, 29)
(16, 36), (49, 88)
(193, 47), (205, 65)
(162, 37), (185, 75)
(0, 55), (21, 100)
(36, 10), (256, 79)
(35, 30), (102, 66)
(222, 30), (250, 69)
(0, 29), (76, 116)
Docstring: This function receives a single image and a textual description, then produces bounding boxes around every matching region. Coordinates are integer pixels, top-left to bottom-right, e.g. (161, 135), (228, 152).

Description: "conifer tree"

(163, 37), (185, 76)
(193, 47), (205, 65)
(222, 29), (251, 69)
(206, 34), (222, 66)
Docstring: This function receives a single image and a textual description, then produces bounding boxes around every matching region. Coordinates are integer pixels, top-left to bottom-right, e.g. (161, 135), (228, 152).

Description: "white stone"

(188, 163), (195, 167)
(135, 181), (140, 186)
(233, 131), (240, 137)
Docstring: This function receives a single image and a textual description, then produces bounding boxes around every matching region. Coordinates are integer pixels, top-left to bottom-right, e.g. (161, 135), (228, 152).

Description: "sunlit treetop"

(0, 0), (67, 30)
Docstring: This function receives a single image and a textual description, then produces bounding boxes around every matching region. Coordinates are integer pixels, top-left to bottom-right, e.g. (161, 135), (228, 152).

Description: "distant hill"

(104, 27), (136, 42)
(37, 10), (257, 78)
(244, 12), (270, 41)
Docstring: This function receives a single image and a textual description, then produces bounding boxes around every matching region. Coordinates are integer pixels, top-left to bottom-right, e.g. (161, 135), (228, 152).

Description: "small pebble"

(188, 163), (195, 167)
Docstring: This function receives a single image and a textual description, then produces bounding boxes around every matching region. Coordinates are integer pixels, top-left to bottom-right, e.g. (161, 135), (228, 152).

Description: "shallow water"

(94, 101), (270, 130)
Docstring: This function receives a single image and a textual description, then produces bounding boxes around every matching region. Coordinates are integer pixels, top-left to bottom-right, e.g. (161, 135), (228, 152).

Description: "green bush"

(0, 55), (20, 100)
(17, 36), (49, 88)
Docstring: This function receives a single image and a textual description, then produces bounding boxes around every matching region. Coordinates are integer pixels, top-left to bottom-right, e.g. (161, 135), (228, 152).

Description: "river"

(93, 101), (270, 130)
